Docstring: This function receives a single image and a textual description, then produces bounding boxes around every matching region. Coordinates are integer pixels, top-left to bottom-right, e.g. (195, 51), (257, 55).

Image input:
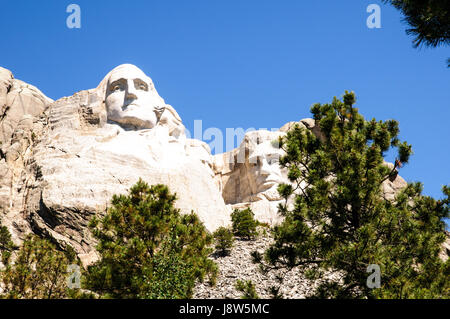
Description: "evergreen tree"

(0, 234), (80, 299)
(0, 222), (16, 265)
(213, 227), (234, 256)
(137, 237), (196, 299)
(257, 91), (449, 298)
(382, 0), (449, 66)
(231, 208), (258, 240)
(235, 279), (260, 299)
(383, 0), (449, 48)
(85, 179), (217, 299)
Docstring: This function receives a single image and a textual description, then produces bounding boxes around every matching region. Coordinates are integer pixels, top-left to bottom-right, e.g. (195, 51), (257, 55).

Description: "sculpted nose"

(126, 80), (138, 100)
(259, 158), (272, 176)
(126, 91), (137, 100)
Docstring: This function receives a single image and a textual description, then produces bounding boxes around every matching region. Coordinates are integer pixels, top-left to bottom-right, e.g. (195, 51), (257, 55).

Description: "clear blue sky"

(1, 1), (449, 215)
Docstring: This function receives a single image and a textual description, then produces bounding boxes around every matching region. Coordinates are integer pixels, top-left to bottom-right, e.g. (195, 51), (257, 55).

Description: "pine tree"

(0, 222), (16, 265)
(382, 0), (449, 66)
(235, 279), (260, 299)
(0, 234), (80, 299)
(257, 91), (449, 298)
(383, 0), (449, 48)
(85, 179), (217, 299)
(213, 227), (234, 256)
(231, 208), (258, 240)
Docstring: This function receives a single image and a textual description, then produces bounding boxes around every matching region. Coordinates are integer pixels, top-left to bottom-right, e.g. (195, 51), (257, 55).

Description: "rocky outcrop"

(194, 229), (449, 299)
(0, 66), (231, 266)
(440, 231), (450, 261)
(213, 119), (408, 226)
(1, 64), (445, 272)
(193, 233), (311, 299)
(193, 230), (338, 299)
(213, 130), (289, 225)
(0, 67), (53, 245)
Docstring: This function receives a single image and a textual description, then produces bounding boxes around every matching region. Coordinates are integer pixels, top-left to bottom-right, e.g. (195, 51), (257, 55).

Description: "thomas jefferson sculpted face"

(245, 131), (286, 194)
(105, 64), (164, 129)
(222, 131), (287, 204)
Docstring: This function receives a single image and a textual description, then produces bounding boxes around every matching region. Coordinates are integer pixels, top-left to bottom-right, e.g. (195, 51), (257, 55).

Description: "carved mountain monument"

(0, 65), (421, 266)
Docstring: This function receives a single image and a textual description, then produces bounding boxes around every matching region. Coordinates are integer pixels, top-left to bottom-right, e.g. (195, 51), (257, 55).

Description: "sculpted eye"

(136, 81), (148, 91)
(268, 157), (279, 165)
(112, 85), (121, 92)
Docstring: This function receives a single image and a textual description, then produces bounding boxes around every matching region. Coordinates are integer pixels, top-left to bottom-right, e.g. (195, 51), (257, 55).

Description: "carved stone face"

(221, 131), (287, 204)
(105, 64), (163, 129)
(244, 131), (286, 195)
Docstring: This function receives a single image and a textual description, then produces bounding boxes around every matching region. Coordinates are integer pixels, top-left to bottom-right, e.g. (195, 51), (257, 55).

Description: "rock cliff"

(0, 65), (230, 265)
(0, 64), (446, 271)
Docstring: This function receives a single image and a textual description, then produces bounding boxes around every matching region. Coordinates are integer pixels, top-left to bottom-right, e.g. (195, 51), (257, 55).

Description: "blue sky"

(1, 1), (449, 215)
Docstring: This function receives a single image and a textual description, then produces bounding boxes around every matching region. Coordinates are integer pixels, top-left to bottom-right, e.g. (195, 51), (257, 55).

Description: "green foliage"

(137, 237), (196, 299)
(259, 91), (449, 298)
(0, 234), (79, 299)
(231, 208), (258, 240)
(0, 223), (16, 265)
(382, 0), (449, 66)
(235, 280), (259, 299)
(382, 0), (449, 48)
(85, 179), (217, 299)
(213, 227), (234, 256)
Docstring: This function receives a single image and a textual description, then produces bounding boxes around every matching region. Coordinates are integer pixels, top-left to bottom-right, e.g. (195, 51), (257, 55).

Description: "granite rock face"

(0, 65), (231, 266)
(440, 231), (450, 261)
(213, 130), (291, 225)
(0, 67), (53, 246)
(213, 119), (409, 226)
(1, 64), (446, 270)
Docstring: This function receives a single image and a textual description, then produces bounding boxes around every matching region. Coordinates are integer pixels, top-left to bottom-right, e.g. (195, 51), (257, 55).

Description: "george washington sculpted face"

(105, 64), (164, 130)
